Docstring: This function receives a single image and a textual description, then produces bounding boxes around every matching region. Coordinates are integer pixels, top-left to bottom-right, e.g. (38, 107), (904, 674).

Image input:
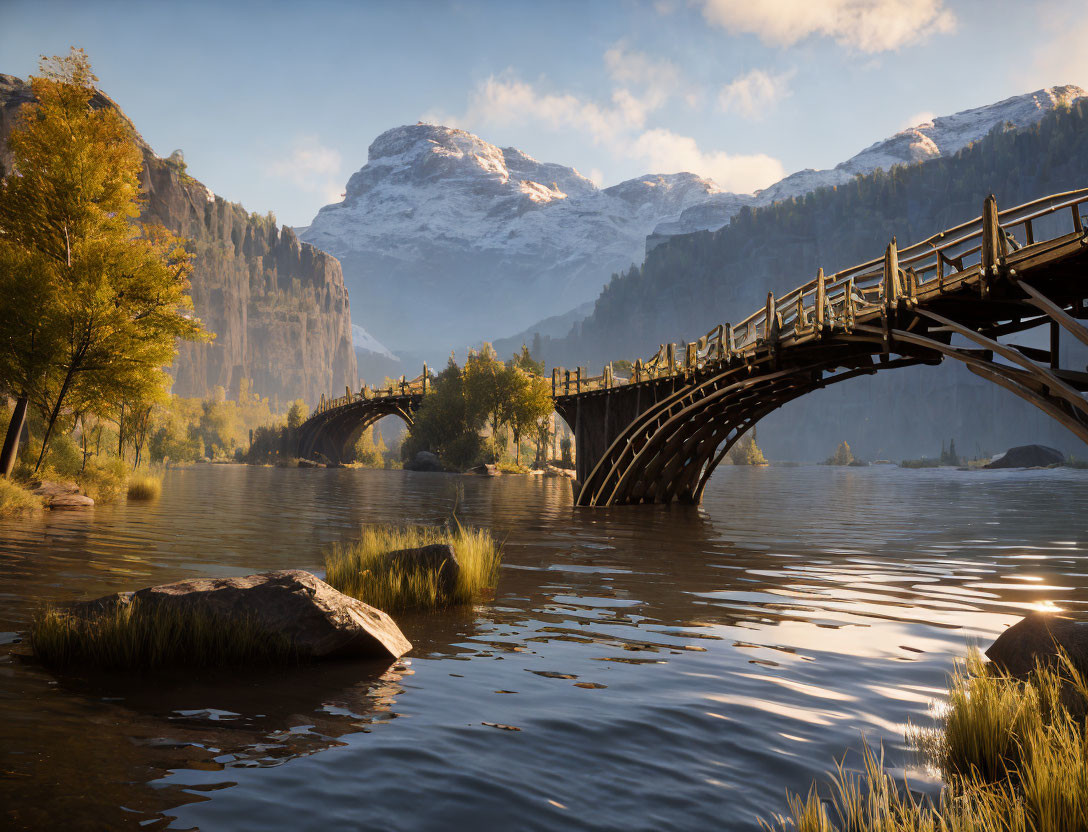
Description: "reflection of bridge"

(300, 190), (1088, 505)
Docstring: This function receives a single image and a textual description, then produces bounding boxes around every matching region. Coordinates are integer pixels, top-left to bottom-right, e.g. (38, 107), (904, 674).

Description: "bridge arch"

(296, 396), (421, 465)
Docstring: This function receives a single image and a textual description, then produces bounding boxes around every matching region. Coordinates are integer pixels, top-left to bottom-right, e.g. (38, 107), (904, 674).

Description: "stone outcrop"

(404, 451), (444, 472)
(380, 544), (460, 596)
(987, 612), (1088, 676)
(0, 73), (357, 407)
(28, 480), (94, 509)
(79, 570), (412, 660)
(985, 444), (1065, 469)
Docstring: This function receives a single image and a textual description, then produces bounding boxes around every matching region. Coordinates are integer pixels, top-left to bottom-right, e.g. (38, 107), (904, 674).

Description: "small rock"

(297, 459), (325, 468)
(985, 444), (1064, 469)
(76, 570), (412, 660)
(48, 494), (94, 509)
(468, 463), (501, 477)
(378, 544), (460, 595)
(986, 611), (1088, 676)
(404, 451), (444, 472)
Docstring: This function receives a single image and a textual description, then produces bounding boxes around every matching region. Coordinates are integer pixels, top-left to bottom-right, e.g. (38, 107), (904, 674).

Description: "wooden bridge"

(300, 189), (1088, 505)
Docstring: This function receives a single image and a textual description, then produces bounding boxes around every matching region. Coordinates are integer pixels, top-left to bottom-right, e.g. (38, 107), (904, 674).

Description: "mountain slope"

(0, 73), (357, 406)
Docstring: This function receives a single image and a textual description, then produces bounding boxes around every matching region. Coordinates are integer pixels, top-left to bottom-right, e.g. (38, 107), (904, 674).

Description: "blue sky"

(3, 0), (1086, 226)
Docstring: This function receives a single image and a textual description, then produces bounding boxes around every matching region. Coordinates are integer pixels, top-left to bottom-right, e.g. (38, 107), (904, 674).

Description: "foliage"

(0, 477), (42, 515)
(286, 399), (309, 431)
(509, 344), (544, 375)
(464, 343), (518, 436)
(76, 455), (128, 503)
(729, 429), (767, 465)
(940, 439), (961, 466)
(31, 600), (299, 670)
(763, 650), (1088, 831)
(0, 48), (209, 472)
(127, 474), (162, 500)
(324, 521), (502, 611)
(402, 357), (484, 470)
(348, 426), (386, 467)
(826, 441), (855, 466)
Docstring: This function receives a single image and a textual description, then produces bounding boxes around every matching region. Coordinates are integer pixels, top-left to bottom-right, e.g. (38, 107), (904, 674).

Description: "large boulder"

(985, 444), (1064, 469)
(28, 480), (94, 509)
(48, 493), (94, 509)
(379, 544), (460, 596)
(404, 451), (444, 472)
(78, 570), (412, 660)
(986, 612), (1088, 676)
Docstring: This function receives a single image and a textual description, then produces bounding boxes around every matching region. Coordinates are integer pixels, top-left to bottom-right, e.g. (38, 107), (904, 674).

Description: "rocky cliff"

(0, 73), (357, 407)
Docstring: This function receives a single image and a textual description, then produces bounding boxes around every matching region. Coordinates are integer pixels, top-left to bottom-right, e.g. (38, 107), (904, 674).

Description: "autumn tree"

(463, 343), (517, 438)
(509, 370), (552, 466)
(0, 48), (208, 474)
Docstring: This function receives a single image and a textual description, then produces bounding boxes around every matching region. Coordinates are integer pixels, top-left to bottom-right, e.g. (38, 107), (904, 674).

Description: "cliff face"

(0, 73), (357, 407)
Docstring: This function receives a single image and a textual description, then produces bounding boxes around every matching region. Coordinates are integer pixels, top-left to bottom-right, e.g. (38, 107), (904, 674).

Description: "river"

(1, 464), (1085, 830)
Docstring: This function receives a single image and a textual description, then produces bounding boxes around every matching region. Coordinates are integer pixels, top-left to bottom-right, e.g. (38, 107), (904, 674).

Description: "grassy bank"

(324, 522), (502, 611)
(0, 478), (43, 516)
(31, 601), (298, 670)
(763, 650), (1088, 830)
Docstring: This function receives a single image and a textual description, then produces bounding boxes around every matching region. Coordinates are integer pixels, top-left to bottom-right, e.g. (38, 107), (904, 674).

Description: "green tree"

(509, 370), (553, 467)
(350, 426), (385, 467)
(509, 343), (544, 375)
(827, 440), (854, 466)
(401, 356), (484, 470)
(286, 398), (309, 430)
(464, 343), (517, 438)
(0, 49), (208, 473)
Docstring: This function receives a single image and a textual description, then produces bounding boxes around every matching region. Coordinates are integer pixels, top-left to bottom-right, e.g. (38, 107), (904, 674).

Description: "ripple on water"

(0, 464), (1085, 830)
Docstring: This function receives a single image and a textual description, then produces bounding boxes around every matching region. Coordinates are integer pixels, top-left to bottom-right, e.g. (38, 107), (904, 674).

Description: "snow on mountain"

(650, 85), (1085, 245)
(351, 323), (396, 359)
(299, 124), (719, 356)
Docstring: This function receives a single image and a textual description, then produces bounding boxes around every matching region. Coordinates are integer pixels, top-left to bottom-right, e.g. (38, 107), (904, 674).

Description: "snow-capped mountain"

(650, 85), (1085, 244)
(299, 124), (719, 355)
(299, 86), (1083, 359)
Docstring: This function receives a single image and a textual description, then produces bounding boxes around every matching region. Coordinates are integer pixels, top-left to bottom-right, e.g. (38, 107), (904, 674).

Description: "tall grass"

(126, 474), (162, 500)
(763, 649), (1088, 831)
(31, 601), (298, 670)
(0, 477), (43, 516)
(324, 521), (502, 611)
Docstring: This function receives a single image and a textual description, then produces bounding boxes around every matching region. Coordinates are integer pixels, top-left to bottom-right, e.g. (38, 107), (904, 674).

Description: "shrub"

(31, 601), (298, 670)
(77, 456), (128, 503)
(0, 477), (42, 516)
(324, 522), (502, 611)
(763, 650), (1088, 831)
(127, 474), (162, 501)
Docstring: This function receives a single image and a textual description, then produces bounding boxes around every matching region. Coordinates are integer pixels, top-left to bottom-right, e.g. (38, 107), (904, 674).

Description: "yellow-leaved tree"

(0, 48), (209, 475)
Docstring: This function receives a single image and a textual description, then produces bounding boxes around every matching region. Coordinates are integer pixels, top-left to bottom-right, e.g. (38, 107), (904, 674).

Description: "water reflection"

(0, 465), (1085, 830)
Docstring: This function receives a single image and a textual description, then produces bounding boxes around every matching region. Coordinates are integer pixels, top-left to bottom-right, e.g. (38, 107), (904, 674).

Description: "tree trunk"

(1, 395), (29, 478)
(117, 401), (125, 460)
(35, 366), (77, 474)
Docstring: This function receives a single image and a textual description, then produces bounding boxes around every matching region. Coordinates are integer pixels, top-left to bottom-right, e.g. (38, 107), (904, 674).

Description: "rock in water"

(380, 544), (461, 596)
(81, 570), (412, 660)
(48, 494), (95, 509)
(986, 612), (1088, 676)
(405, 451), (443, 472)
(985, 444), (1064, 468)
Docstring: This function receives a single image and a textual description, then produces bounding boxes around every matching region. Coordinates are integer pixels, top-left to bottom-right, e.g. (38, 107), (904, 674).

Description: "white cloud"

(718, 68), (795, 119)
(630, 128), (785, 192)
(901, 110), (936, 130)
(267, 136), (344, 203)
(700, 0), (956, 53)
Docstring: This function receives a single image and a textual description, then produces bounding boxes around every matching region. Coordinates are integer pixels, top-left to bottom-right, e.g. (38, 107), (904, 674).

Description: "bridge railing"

(314, 365), (432, 415)
(553, 187), (1088, 395)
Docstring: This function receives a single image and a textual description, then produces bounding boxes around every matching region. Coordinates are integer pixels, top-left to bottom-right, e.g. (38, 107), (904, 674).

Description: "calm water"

(1, 465), (1086, 831)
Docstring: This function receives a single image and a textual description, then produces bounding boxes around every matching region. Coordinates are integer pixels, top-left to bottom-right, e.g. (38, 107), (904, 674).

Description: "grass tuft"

(31, 600), (298, 670)
(763, 649), (1088, 831)
(324, 521), (502, 611)
(126, 474), (162, 501)
(0, 477), (43, 516)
